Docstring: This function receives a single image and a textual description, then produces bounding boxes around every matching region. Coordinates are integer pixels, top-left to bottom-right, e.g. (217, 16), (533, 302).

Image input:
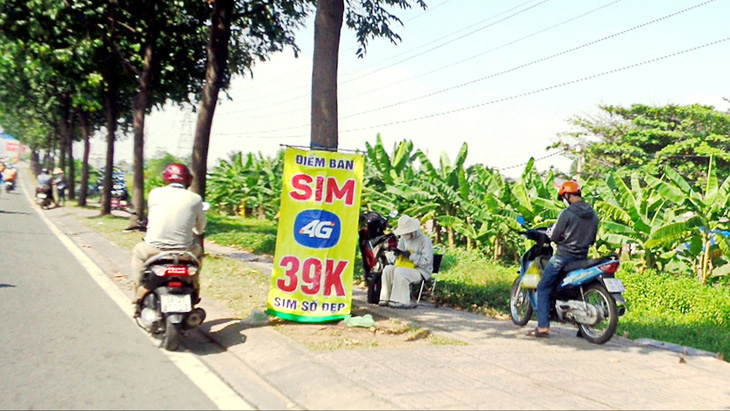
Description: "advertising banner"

(267, 147), (364, 322)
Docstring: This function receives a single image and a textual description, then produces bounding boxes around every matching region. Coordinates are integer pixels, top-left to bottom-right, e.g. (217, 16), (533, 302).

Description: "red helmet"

(558, 181), (581, 201)
(162, 163), (193, 187)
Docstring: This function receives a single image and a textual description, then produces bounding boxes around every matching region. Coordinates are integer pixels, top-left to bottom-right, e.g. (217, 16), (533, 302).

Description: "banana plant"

(590, 172), (670, 269)
(645, 156), (730, 282)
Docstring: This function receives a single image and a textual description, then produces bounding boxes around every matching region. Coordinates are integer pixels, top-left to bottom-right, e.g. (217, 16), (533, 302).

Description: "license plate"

(37, 193), (47, 199)
(603, 278), (626, 293)
(160, 294), (192, 313)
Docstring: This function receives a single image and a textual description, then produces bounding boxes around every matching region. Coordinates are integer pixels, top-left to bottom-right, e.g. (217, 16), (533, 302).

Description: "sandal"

(527, 327), (550, 338)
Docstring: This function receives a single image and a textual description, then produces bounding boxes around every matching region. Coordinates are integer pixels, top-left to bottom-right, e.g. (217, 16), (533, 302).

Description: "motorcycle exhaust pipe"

(185, 308), (206, 328)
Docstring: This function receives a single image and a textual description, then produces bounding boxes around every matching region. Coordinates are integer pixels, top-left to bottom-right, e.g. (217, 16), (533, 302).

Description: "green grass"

(73, 208), (730, 359)
(205, 213), (277, 255)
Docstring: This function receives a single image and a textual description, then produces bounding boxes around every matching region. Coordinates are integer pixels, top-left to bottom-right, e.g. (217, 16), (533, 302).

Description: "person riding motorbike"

(36, 168), (55, 207)
(378, 214), (434, 309)
(130, 163), (206, 314)
(530, 181), (599, 338)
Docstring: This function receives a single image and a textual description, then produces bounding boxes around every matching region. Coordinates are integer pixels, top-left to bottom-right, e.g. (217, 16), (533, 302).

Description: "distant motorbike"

(35, 185), (53, 209)
(358, 211), (398, 304)
(4, 179), (14, 192)
(136, 251), (206, 351)
(510, 223), (627, 344)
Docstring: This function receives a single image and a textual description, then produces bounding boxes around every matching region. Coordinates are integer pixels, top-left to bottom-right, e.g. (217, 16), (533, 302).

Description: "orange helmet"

(558, 181), (581, 201)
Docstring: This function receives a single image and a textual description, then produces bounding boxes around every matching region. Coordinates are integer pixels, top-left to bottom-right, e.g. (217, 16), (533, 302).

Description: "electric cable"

(221, 0), (624, 122)
(221, 0), (545, 115)
(219, 0), (715, 135)
(217, 36), (729, 139)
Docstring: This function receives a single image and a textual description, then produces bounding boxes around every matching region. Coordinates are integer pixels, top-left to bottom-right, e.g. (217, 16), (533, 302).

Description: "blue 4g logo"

(293, 210), (341, 249)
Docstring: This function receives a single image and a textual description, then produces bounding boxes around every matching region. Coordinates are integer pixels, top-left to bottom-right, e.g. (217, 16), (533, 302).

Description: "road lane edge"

(21, 182), (252, 411)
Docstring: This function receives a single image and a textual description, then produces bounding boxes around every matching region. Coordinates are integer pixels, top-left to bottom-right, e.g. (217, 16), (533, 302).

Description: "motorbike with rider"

(130, 163), (207, 350)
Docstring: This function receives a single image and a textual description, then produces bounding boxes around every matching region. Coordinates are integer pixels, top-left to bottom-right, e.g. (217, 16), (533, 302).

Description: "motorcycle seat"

(144, 251), (200, 267)
(561, 254), (618, 273)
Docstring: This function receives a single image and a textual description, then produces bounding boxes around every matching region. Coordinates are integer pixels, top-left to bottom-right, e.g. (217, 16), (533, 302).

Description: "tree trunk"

(310, 0), (344, 151)
(101, 80), (118, 216)
(68, 131), (75, 200)
(30, 149), (40, 175)
(78, 112), (91, 207)
(131, 2), (159, 220)
(191, 0), (234, 199)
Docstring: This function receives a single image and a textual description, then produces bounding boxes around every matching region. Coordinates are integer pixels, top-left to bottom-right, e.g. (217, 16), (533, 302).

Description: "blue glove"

(401, 249), (411, 259)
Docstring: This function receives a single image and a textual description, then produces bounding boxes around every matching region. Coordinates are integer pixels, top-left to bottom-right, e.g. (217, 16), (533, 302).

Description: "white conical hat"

(393, 215), (420, 236)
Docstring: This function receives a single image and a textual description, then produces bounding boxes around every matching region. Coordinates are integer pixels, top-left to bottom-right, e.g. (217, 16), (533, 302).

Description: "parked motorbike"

(35, 185), (53, 209)
(4, 179), (14, 192)
(358, 211), (399, 304)
(136, 251), (206, 351)
(510, 222), (627, 344)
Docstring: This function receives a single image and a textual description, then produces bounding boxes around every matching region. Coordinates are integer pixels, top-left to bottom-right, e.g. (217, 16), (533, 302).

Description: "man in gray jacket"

(530, 181), (598, 337)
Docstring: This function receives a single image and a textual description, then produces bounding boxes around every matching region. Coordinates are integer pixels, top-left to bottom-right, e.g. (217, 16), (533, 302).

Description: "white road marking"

(22, 185), (252, 410)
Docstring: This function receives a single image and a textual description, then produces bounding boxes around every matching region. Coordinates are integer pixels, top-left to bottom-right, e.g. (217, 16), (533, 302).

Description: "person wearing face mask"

(379, 215), (434, 309)
(529, 180), (599, 338)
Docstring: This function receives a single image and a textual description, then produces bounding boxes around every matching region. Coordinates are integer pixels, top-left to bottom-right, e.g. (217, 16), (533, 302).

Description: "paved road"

(0, 184), (218, 409)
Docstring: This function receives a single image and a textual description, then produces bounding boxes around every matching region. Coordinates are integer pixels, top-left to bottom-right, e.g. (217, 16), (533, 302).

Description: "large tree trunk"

(30, 149), (40, 175)
(131, 2), (159, 220)
(101, 80), (118, 216)
(310, 0), (344, 151)
(78, 112), (90, 207)
(191, 0), (234, 199)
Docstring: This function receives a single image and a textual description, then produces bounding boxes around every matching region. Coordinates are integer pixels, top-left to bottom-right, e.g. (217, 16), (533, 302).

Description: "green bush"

(617, 266), (730, 358)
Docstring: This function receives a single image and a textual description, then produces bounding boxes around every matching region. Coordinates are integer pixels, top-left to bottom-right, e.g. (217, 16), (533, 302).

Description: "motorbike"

(35, 185), (53, 209)
(136, 251), (206, 351)
(358, 211), (399, 304)
(509, 222), (627, 344)
(4, 179), (14, 192)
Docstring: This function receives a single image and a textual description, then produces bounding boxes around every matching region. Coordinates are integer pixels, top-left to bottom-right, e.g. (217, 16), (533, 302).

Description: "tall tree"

(309, 0), (426, 150)
(191, 0), (311, 199)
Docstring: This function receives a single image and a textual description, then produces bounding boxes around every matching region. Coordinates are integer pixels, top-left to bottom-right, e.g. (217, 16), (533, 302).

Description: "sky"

(82, 0), (730, 179)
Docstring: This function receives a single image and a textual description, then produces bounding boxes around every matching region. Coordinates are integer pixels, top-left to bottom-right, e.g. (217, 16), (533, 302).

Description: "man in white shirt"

(131, 163), (206, 308)
(379, 215), (434, 309)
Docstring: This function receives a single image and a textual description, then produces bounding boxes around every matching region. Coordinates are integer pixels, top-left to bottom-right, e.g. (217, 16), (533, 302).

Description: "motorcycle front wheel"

(162, 316), (182, 351)
(510, 278), (533, 326)
(578, 283), (618, 344)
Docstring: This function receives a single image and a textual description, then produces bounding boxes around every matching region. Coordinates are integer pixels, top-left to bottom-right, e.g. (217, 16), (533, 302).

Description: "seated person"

(379, 215), (434, 309)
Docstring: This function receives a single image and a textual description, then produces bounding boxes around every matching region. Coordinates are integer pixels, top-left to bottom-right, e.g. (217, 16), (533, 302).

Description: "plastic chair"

(416, 254), (443, 305)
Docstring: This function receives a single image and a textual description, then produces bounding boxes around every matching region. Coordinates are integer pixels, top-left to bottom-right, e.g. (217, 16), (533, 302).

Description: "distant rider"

(379, 214), (434, 309)
(531, 181), (598, 338)
(53, 168), (68, 207)
(36, 168), (55, 206)
(130, 163), (206, 313)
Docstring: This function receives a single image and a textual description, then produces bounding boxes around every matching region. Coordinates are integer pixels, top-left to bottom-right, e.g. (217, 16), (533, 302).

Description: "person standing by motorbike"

(530, 181), (599, 337)
(379, 215), (434, 309)
(130, 163), (206, 313)
(52, 168), (68, 207)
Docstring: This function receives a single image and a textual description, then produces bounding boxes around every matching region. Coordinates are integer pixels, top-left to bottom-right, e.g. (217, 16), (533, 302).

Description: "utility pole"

(575, 138), (586, 181)
(177, 108), (195, 160)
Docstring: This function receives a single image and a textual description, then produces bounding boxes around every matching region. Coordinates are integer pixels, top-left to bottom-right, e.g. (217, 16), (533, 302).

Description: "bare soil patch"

(272, 306), (466, 351)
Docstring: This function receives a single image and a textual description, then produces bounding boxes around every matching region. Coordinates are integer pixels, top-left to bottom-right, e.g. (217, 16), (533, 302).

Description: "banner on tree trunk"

(267, 147), (364, 322)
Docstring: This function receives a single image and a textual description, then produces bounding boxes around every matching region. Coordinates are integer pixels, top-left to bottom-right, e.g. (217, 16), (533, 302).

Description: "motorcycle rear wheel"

(162, 317), (182, 351)
(578, 283), (618, 344)
(510, 278), (533, 326)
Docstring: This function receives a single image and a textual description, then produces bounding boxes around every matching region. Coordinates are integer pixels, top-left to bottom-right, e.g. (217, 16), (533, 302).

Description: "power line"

(497, 151), (563, 171)
(220, 0), (713, 135)
(221, 0), (545, 116)
(339, 0), (716, 120)
(220, 37), (730, 139)
(222, 0), (624, 122)
(337, 37), (730, 134)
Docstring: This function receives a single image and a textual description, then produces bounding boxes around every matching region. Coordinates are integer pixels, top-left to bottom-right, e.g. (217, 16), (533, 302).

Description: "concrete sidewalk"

(32, 184), (730, 409)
